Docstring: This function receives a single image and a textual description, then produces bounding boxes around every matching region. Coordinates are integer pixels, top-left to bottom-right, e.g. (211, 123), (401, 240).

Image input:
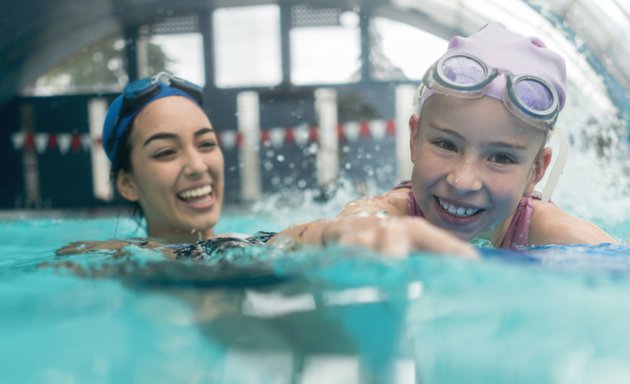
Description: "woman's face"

(409, 94), (550, 242)
(116, 96), (224, 242)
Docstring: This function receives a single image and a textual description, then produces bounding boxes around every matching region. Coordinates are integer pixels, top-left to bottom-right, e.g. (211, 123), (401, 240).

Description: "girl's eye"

(489, 153), (517, 164)
(432, 140), (457, 152)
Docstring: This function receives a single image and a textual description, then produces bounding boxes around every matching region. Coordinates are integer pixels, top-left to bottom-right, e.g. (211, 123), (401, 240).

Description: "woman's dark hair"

(110, 120), (145, 226)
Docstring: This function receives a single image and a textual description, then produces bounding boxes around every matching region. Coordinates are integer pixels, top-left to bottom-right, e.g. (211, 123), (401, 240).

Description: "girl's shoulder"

(529, 200), (616, 245)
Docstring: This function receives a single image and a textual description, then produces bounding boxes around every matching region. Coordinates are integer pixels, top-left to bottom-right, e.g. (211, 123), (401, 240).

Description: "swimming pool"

(1, 209), (630, 384)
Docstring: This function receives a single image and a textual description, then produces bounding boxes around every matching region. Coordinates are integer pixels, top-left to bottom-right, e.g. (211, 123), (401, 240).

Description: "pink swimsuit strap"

(499, 195), (535, 249)
(400, 183), (535, 249)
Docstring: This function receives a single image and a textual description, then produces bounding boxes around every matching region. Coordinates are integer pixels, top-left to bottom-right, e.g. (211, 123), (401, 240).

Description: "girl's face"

(410, 94), (550, 243)
(116, 96), (224, 242)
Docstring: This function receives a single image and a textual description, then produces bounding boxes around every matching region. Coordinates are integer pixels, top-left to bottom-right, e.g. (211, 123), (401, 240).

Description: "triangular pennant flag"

(35, 133), (49, 154)
(284, 127), (295, 145)
(308, 126), (319, 143)
(220, 131), (237, 150)
(48, 134), (58, 151)
(269, 128), (285, 149)
(260, 129), (270, 145)
(337, 124), (345, 143)
(70, 134), (82, 153)
(386, 119), (396, 136)
(293, 123), (309, 146)
(57, 134), (71, 154)
(11, 132), (24, 150)
(24, 134), (35, 152)
(359, 121), (371, 139)
(369, 120), (386, 141)
(343, 122), (360, 142)
(81, 134), (92, 152)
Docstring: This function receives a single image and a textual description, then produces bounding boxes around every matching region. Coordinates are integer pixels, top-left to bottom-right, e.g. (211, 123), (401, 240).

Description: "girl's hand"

(322, 214), (479, 259)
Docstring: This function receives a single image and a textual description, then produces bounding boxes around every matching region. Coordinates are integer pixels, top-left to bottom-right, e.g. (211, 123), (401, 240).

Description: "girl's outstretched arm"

(270, 192), (478, 258)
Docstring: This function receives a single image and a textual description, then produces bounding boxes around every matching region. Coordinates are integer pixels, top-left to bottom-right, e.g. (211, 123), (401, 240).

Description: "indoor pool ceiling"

(0, 0), (629, 106)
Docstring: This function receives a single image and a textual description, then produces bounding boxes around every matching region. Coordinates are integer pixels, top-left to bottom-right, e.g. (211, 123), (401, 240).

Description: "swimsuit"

(171, 231), (276, 261)
(398, 182), (534, 249)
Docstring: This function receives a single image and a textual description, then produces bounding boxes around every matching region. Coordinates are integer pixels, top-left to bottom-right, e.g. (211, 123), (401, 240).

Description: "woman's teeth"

(438, 198), (480, 217)
(178, 185), (213, 200)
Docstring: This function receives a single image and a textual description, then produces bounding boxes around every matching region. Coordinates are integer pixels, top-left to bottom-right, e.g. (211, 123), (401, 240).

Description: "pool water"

(1, 211), (630, 384)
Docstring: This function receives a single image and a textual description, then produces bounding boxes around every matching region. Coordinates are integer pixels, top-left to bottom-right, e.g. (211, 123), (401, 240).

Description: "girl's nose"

(446, 158), (482, 193)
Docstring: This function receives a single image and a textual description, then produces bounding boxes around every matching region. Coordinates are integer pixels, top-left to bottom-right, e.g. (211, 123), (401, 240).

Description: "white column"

(20, 104), (41, 208)
(315, 88), (338, 186)
(395, 85), (416, 181)
(237, 91), (262, 201)
(88, 98), (112, 201)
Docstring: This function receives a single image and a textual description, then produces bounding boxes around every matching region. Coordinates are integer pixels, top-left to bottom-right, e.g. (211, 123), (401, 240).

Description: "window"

(213, 5), (282, 87)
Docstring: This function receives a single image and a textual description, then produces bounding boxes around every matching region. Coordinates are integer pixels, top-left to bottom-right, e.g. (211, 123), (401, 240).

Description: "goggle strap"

(541, 128), (569, 203)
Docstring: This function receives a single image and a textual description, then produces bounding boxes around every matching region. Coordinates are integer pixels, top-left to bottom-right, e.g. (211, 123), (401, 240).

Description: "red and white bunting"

(369, 120), (386, 141)
(57, 134), (72, 154)
(10, 132), (93, 153)
(342, 122), (360, 143)
(219, 130), (237, 151)
(8, 120), (396, 154)
(293, 123), (310, 146)
(11, 133), (24, 150)
(269, 128), (285, 149)
(35, 133), (49, 154)
(81, 134), (92, 152)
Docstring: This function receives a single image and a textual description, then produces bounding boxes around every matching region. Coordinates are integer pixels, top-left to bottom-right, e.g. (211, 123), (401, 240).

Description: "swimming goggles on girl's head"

(418, 53), (561, 130)
(106, 72), (204, 157)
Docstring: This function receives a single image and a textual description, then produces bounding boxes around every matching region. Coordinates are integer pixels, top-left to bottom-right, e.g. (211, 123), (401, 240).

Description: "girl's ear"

(116, 170), (140, 202)
(409, 114), (421, 163)
(525, 146), (552, 195)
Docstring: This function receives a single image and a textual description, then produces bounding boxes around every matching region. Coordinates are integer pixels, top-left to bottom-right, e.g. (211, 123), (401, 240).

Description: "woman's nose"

(446, 158), (482, 193)
(183, 149), (209, 176)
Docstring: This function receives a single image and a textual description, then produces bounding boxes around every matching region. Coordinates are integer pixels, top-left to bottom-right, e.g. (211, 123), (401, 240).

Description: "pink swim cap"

(419, 22), (567, 113)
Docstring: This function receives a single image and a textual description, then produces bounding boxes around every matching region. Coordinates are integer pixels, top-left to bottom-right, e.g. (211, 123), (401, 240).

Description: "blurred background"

(0, 0), (629, 214)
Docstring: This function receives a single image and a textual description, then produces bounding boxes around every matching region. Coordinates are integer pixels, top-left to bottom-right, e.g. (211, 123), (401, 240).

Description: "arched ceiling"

(1, 0), (629, 113)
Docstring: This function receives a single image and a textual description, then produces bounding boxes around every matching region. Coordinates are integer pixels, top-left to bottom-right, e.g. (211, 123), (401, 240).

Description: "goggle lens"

(512, 78), (554, 113)
(441, 56), (486, 87)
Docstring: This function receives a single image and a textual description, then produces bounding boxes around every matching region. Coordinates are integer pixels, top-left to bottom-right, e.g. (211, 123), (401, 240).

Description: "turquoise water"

(1, 212), (630, 383)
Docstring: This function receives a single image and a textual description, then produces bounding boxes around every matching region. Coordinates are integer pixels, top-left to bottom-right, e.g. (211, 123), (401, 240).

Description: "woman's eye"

(432, 140), (457, 151)
(153, 149), (176, 159)
(489, 153), (516, 164)
(199, 141), (217, 150)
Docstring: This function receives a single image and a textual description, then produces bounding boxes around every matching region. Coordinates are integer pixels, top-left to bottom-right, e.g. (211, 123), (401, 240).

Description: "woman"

(57, 72), (271, 259)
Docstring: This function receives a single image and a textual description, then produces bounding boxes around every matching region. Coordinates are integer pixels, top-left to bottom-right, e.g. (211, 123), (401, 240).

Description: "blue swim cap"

(103, 78), (202, 163)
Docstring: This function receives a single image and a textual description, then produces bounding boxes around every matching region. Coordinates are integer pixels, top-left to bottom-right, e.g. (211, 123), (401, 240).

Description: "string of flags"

(10, 119), (397, 154)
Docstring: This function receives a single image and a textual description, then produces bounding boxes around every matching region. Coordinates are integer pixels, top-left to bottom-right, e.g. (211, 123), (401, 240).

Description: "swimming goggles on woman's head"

(419, 53), (561, 130)
(106, 72), (204, 156)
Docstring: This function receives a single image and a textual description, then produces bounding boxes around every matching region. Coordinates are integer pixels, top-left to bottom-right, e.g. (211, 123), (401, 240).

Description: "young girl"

(273, 22), (616, 257)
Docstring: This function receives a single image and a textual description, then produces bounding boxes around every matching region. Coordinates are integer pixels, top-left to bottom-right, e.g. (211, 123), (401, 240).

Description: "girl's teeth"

(179, 185), (213, 199)
(438, 198), (480, 218)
